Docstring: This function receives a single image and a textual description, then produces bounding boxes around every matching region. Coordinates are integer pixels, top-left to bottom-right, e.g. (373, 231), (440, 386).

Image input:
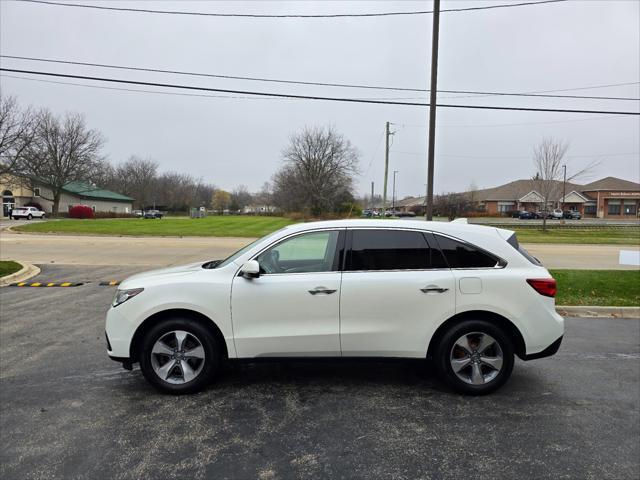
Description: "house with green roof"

(1, 174), (134, 216)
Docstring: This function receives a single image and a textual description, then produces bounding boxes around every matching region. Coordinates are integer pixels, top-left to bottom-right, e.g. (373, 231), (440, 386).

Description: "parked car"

(563, 210), (581, 220)
(133, 210), (143, 217)
(396, 211), (416, 218)
(361, 209), (373, 218)
(9, 206), (46, 220)
(551, 209), (563, 219)
(516, 210), (536, 220)
(106, 219), (564, 396)
(143, 210), (163, 219)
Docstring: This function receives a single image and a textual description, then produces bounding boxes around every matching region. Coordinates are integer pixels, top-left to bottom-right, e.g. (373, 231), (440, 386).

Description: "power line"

(4, 55), (638, 101)
(392, 150), (639, 159)
(0, 73), (283, 100)
(17, 0), (568, 18)
(2, 68), (639, 115)
(8, 75), (636, 125)
(399, 116), (632, 128)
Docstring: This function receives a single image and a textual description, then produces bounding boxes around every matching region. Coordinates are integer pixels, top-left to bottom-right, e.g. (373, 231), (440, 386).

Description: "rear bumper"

(523, 335), (563, 360)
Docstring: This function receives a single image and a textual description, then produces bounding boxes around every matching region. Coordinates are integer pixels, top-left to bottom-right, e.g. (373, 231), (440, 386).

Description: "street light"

(392, 170), (399, 214)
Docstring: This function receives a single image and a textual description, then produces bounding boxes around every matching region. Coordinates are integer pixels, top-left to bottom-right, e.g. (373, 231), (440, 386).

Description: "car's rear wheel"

(434, 319), (514, 395)
(27, 214), (32, 220)
(139, 317), (221, 394)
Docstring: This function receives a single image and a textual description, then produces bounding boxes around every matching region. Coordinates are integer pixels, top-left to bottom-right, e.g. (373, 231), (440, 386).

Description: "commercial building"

(397, 176), (639, 219)
(1, 174), (134, 217)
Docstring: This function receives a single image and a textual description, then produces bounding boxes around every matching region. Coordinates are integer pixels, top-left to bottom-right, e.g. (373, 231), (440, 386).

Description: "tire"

(139, 317), (221, 394)
(434, 319), (514, 395)
(27, 214), (32, 220)
(41, 214), (46, 219)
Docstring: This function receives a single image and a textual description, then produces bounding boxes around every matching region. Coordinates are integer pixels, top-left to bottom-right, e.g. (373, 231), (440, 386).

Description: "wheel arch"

(129, 308), (229, 362)
(427, 310), (526, 360)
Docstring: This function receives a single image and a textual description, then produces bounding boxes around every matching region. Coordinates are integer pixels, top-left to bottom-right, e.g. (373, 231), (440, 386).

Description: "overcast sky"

(1, 0), (639, 199)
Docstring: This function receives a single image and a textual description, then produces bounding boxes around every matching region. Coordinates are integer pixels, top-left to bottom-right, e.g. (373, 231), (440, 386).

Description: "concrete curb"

(556, 306), (640, 318)
(0, 262), (41, 287)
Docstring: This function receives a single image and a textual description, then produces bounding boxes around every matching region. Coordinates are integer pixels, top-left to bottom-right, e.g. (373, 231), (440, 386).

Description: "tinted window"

(433, 234), (498, 269)
(348, 230), (432, 271)
(507, 233), (541, 266)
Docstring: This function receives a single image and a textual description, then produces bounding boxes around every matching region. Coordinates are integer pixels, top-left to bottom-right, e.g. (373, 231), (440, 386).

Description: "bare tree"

(118, 157), (159, 209)
(0, 95), (36, 176)
(532, 138), (597, 231)
(229, 185), (252, 213)
(435, 192), (472, 221)
(273, 126), (359, 215)
(17, 110), (104, 215)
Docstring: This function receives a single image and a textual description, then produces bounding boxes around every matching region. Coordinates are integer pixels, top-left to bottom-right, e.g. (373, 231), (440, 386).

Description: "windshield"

(210, 227), (289, 269)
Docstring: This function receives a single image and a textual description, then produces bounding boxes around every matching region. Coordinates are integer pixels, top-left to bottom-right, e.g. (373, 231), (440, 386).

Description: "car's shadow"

(115, 358), (547, 400)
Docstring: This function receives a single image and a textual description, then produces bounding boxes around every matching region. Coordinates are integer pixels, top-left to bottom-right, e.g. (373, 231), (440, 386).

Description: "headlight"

(112, 288), (144, 307)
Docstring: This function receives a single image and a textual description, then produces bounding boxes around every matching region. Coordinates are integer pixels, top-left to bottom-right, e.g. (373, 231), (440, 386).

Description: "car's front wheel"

(27, 214), (32, 220)
(139, 317), (221, 394)
(434, 319), (514, 395)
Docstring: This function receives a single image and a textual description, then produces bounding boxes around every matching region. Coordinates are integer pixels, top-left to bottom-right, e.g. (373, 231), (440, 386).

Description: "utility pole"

(370, 181), (374, 210)
(382, 121), (393, 217)
(562, 164), (567, 211)
(425, 0), (441, 221)
(392, 170), (399, 213)
(424, 183), (428, 216)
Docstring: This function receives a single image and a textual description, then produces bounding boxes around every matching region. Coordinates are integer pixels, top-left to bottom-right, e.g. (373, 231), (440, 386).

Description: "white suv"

(105, 220), (564, 395)
(10, 206), (46, 220)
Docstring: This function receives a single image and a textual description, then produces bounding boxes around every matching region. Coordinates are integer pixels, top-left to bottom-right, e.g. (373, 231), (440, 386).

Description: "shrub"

(68, 205), (94, 219)
(93, 211), (136, 219)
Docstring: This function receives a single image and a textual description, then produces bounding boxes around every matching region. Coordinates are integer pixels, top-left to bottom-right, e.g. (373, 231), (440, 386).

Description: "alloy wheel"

(150, 330), (206, 385)
(449, 332), (504, 385)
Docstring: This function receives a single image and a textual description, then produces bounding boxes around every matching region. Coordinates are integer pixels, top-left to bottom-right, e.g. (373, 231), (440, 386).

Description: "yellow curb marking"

(30, 283), (41, 287)
(60, 282), (72, 287)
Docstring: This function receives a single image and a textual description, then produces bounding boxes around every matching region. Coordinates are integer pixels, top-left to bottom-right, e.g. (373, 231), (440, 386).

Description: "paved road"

(1, 265), (638, 479)
(1, 227), (639, 269)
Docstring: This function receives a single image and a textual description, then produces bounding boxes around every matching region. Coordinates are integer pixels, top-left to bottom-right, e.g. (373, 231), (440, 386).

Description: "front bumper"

(523, 335), (563, 360)
(106, 330), (133, 370)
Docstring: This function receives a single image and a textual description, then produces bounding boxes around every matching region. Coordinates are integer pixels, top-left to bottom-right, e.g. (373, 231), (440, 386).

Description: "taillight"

(527, 278), (557, 297)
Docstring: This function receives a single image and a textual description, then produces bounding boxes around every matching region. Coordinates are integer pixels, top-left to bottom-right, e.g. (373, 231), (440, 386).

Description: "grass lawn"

(0, 261), (22, 278)
(512, 227), (640, 245)
(12, 216), (295, 238)
(550, 269), (640, 306)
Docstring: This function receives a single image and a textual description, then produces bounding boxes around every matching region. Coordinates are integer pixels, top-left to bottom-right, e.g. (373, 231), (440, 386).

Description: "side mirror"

(240, 260), (260, 278)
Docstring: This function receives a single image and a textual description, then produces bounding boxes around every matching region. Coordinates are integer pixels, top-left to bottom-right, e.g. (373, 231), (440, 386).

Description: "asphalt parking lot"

(1, 265), (639, 480)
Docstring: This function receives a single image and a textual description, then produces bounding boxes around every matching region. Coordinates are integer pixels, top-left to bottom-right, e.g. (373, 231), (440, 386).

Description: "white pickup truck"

(10, 206), (46, 220)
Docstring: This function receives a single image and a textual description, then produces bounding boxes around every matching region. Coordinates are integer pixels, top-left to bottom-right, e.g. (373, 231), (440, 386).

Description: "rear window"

(432, 234), (500, 269)
(507, 233), (542, 266)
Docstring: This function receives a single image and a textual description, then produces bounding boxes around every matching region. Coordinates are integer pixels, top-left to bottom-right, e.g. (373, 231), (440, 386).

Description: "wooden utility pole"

(425, 0), (440, 220)
(370, 181), (375, 210)
(382, 121), (391, 216)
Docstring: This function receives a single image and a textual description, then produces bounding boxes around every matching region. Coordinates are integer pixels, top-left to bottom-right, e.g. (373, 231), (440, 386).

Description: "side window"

(433, 234), (498, 269)
(348, 230), (433, 271)
(256, 231), (340, 274)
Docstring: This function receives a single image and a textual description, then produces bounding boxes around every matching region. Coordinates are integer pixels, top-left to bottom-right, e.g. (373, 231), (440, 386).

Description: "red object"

(69, 205), (95, 219)
(526, 278), (557, 298)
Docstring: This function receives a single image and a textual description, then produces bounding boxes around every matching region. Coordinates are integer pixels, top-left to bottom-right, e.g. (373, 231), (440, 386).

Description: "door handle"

(308, 286), (337, 295)
(420, 285), (449, 293)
